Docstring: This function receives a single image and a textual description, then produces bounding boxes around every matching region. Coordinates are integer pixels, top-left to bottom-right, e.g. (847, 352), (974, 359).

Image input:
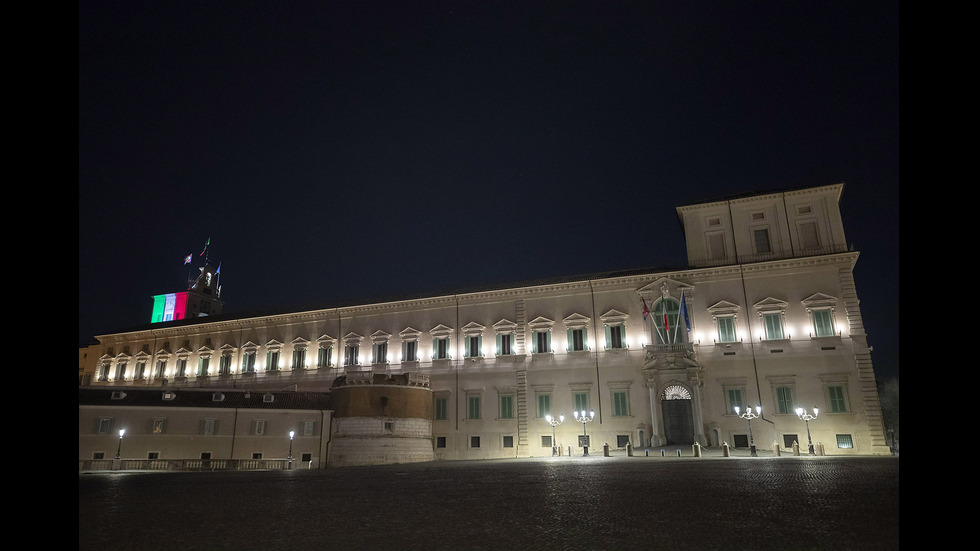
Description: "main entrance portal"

(661, 385), (695, 445)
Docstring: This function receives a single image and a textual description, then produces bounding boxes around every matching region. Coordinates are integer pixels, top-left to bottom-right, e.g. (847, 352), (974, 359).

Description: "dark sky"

(78, 2), (899, 380)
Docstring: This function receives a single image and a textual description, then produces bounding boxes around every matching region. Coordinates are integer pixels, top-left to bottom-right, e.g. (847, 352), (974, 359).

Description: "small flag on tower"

(184, 254), (192, 265)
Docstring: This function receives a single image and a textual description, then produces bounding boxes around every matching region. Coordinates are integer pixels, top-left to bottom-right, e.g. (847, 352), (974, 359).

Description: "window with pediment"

(196, 346), (213, 377)
(371, 331), (390, 365)
(462, 323), (485, 359)
(343, 333), (363, 366)
(528, 317), (553, 354)
(563, 313), (591, 352)
(241, 342), (259, 373)
(265, 340), (283, 372)
(754, 298), (789, 341)
(290, 338), (310, 369)
(493, 319), (518, 356)
(802, 293), (839, 338)
(431, 325), (453, 360)
(599, 310), (629, 350)
(707, 300), (741, 344)
(400, 327), (421, 363)
(316, 335), (335, 368)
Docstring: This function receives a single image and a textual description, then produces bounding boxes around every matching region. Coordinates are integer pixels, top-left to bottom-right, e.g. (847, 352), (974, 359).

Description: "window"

(431, 325), (453, 360)
(541, 435), (553, 448)
(499, 395), (514, 419)
(528, 317), (554, 354)
(435, 397), (448, 420)
(197, 356), (210, 377)
(573, 392), (589, 412)
(763, 312), (784, 340)
(707, 231), (727, 261)
(617, 435), (630, 447)
(433, 337), (450, 360)
(152, 418), (167, 434)
(470, 436), (481, 448)
(783, 434), (799, 448)
(242, 351), (256, 373)
(219, 354), (232, 374)
(836, 434), (854, 449)
(254, 420), (267, 435)
(717, 316), (736, 343)
(462, 323), (484, 359)
(302, 421), (316, 436)
(436, 436), (446, 448)
(536, 393), (551, 418)
(503, 435), (514, 448)
(532, 331), (551, 354)
(175, 358), (187, 377)
(568, 328), (587, 351)
(373, 342), (388, 364)
(727, 388), (744, 414)
(292, 348), (306, 369)
(733, 434), (749, 448)
(652, 300), (680, 345)
(467, 395), (481, 420)
(612, 391), (629, 417)
(252, 453), (263, 460)
(114, 361), (128, 380)
(97, 418), (113, 433)
(753, 228), (771, 254)
(134, 362), (146, 379)
(828, 386), (848, 413)
(496, 333), (514, 355)
(464, 334), (482, 358)
(606, 325), (626, 349)
(344, 344), (359, 366)
(266, 350), (280, 371)
(155, 360), (167, 378)
(202, 419), (218, 435)
(403, 340), (418, 362)
(813, 309), (835, 337)
(775, 387), (793, 414)
(799, 220), (821, 250)
(317, 345), (333, 368)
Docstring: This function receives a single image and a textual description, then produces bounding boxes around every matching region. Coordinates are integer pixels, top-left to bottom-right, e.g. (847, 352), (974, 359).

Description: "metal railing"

(79, 458), (296, 472)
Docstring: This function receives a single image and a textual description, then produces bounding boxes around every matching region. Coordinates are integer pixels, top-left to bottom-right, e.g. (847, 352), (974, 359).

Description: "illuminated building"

(78, 183), (890, 466)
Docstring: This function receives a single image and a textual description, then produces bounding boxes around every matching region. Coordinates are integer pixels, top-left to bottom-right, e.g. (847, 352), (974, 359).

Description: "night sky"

(78, 2), (899, 380)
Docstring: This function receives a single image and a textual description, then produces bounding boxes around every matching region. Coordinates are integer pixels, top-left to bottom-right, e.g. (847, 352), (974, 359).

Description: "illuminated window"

(564, 313), (591, 352)
(114, 362), (128, 381)
(242, 351), (256, 373)
(134, 362), (146, 380)
(400, 327), (421, 362)
(219, 354), (232, 374)
(317, 345), (333, 368)
(726, 388), (744, 414)
(175, 358), (188, 378)
(836, 434), (854, 449)
(612, 391), (629, 417)
(493, 319), (518, 356)
(573, 392), (589, 412)
(344, 344), (359, 366)
(431, 325), (453, 360)
(528, 317), (553, 354)
(776, 387), (793, 414)
(813, 310), (835, 337)
(197, 356), (210, 377)
(536, 393), (551, 418)
(152, 418), (167, 434)
(828, 385), (848, 413)
(763, 313), (784, 340)
(266, 350), (280, 372)
(372, 342), (388, 364)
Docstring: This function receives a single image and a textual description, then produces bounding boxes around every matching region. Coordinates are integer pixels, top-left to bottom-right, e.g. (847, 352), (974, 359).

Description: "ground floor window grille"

(733, 434), (749, 448)
(836, 434), (853, 449)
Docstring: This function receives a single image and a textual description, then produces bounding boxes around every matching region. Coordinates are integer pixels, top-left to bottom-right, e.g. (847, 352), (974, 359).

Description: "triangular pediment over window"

(754, 297), (788, 313)
(599, 310), (629, 325)
(430, 324), (454, 338)
(527, 317), (554, 331)
(801, 293), (838, 309)
(563, 313), (590, 329)
(707, 300), (741, 316)
(493, 319), (517, 333)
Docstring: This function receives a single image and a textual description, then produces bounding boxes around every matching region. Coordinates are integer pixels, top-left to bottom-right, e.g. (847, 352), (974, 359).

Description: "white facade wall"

(82, 184), (889, 460)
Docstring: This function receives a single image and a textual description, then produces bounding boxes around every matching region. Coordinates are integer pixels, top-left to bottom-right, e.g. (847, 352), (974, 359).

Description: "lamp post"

(795, 406), (819, 455)
(287, 430), (295, 467)
(545, 414), (564, 456)
(573, 410), (596, 456)
(734, 405), (762, 456)
(115, 428), (125, 460)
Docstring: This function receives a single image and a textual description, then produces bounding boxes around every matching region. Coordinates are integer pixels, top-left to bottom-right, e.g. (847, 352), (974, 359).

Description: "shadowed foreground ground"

(79, 455), (898, 550)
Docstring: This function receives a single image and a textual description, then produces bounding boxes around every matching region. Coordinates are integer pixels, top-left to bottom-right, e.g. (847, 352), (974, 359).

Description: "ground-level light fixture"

(795, 406), (819, 455)
(545, 414), (564, 456)
(734, 405), (762, 456)
(573, 410), (596, 456)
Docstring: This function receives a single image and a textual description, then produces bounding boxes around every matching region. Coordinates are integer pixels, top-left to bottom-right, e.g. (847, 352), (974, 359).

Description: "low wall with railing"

(79, 458), (304, 472)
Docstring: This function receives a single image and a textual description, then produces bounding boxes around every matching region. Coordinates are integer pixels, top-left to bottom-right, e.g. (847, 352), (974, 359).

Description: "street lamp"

(795, 406), (819, 455)
(573, 410), (596, 456)
(734, 405), (762, 456)
(288, 430), (295, 465)
(545, 414), (564, 456)
(115, 428), (125, 459)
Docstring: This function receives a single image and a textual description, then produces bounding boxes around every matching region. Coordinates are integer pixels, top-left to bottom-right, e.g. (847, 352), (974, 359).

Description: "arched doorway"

(661, 385), (695, 445)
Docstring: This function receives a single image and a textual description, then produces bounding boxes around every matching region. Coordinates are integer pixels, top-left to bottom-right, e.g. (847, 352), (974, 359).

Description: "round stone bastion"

(328, 371), (434, 466)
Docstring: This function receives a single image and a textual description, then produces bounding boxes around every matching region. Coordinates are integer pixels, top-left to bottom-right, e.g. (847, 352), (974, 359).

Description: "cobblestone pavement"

(79, 454), (899, 551)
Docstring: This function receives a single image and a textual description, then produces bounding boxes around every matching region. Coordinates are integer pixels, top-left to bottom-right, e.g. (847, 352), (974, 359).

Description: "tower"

(150, 263), (224, 323)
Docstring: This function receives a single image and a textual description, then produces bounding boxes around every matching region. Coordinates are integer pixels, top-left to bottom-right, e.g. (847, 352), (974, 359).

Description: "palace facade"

(79, 183), (891, 466)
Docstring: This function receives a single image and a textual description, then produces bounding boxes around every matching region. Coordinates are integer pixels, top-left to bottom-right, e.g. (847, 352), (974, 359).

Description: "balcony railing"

(690, 244), (850, 268)
(79, 458), (299, 472)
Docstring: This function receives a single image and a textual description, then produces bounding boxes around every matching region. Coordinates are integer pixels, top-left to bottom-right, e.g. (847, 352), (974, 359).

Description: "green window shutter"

(604, 325), (611, 349)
